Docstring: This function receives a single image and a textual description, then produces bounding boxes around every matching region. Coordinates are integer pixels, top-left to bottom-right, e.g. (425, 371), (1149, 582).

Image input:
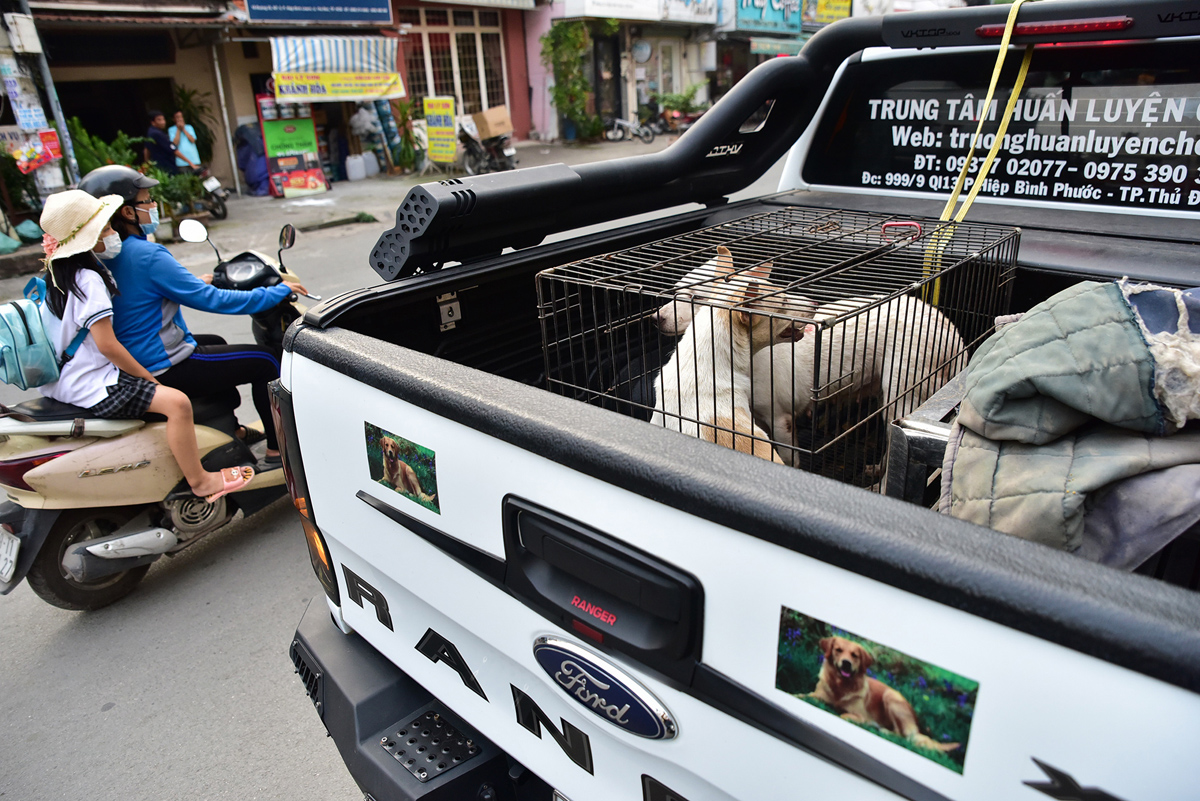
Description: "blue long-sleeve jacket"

(106, 235), (292, 373)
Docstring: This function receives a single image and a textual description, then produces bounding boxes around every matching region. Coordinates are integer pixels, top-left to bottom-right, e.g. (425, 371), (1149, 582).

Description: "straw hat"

(39, 189), (123, 263)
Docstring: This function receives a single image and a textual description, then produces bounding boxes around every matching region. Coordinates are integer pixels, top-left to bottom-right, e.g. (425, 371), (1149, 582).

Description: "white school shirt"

(39, 269), (120, 408)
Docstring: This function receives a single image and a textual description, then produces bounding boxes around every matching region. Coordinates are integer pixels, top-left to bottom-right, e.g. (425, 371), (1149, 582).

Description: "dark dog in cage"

(751, 295), (965, 472)
(650, 254), (786, 464)
(652, 245), (817, 342)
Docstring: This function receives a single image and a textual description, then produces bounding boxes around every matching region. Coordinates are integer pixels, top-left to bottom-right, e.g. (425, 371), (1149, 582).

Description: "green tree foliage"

(143, 164), (202, 218)
(657, 82), (707, 116)
(539, 20), (616, 140)
(67, 117), (144, 176)
(391, 99), (418, 170)
(0, 154), (40, 211)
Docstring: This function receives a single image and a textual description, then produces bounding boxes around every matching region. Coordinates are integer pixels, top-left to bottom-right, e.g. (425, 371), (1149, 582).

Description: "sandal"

(258, 453), (283, 471)
(237, 425), (268, 446)
(205, 465), (255, 502)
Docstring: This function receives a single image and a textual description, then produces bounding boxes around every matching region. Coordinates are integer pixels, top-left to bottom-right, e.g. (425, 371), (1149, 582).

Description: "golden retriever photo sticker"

(775, 605), (979, 773)
(365, 423), (440, 514)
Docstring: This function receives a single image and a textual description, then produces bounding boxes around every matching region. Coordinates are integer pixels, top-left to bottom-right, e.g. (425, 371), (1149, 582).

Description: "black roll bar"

(370, 0), (1200, 281)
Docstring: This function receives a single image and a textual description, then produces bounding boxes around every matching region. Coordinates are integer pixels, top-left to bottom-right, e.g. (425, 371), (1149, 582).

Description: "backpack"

(0, 275), (90, 390)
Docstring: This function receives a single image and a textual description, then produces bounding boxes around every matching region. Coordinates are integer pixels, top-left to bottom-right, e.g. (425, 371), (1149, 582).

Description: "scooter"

(197, 167), (229, 220)
(0, 223), (314, 611)
(458, 120), (517, 175)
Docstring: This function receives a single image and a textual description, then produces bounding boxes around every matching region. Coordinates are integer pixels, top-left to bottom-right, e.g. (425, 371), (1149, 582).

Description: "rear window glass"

(803, 40), (1200, 214)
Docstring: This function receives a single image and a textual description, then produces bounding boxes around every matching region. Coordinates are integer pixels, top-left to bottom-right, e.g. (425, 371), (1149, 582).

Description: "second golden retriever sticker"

(775, 606), (978, 773)
(365, 423), (440, 514)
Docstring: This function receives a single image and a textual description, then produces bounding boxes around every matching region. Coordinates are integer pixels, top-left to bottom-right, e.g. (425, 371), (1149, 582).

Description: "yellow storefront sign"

(273, 72), (405, 102)
(815, 0), (850, 24)
(424, 97), (457, 164)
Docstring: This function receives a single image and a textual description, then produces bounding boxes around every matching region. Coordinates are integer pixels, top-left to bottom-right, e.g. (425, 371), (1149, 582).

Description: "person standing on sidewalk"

(144, 110), (189, 175)
(169, 111), (202, 174)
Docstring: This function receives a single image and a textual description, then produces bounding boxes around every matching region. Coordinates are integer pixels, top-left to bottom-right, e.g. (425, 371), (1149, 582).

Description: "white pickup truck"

(275, 2), (1200, 799)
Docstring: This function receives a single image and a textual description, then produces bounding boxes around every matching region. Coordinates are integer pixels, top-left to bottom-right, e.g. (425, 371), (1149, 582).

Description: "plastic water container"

(363, 152), (381, 177)
(345, 154), (366, 181)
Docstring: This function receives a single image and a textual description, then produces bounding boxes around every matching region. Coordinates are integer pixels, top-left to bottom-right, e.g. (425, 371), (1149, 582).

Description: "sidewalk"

(0, 135), (676, 296)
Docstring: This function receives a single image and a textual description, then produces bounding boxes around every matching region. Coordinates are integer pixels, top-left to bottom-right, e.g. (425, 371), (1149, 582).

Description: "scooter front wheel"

(26, 506), (149, 611)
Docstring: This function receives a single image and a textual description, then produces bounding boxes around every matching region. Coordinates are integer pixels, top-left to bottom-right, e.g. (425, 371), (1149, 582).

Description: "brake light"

(0, 451), (68, 491)
(269, 379), (340, 605)
(298, 497), (340, 604)
(976, 16), (1133, 38)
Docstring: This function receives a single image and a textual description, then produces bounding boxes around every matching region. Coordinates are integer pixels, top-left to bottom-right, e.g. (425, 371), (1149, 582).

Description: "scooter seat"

(12, 397), (98, 421)
(12, 395), (233, 424)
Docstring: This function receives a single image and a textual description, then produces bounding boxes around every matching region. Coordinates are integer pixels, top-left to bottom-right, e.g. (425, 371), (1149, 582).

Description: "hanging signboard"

(572, 0), (715, 23)
(0, 52), (47, 131)
(257, 94), (327, 198)
(423, 97), (457, 164)
(737, 0), (802, 34)
(0, 125), (60, 173)
(273, 72), (405, 102)
(749, 36), (807, 56)
(247, 0), (392, 24)
(803, 0), (850, 24)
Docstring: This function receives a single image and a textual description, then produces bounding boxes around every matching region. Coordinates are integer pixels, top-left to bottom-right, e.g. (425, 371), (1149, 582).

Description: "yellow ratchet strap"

(924, 0), (1035, 304)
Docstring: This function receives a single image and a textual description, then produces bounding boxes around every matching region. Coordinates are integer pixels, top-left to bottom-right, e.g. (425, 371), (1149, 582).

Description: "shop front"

(393, 1), (532, 140)
(529, 0), (716, 141)
(712, 0), (842, 100)
(257, 35), (405, 194)
(28, 0), (398, 195)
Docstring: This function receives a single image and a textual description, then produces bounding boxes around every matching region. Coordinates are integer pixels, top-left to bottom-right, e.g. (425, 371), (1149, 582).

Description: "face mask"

(139, 206), (159, 237)
(95, 233), (122, 260)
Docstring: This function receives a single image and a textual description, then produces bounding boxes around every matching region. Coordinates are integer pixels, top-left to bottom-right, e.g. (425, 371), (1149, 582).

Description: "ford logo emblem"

(533, 636), (676, 740)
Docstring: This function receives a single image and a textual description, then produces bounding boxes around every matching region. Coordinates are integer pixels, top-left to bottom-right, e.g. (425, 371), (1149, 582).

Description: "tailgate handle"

(502, 496), (703, 683)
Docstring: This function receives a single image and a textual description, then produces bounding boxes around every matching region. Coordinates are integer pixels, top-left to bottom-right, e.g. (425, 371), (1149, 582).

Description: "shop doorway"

(57, 78), (174, 142)
(592, 34), (622, 119)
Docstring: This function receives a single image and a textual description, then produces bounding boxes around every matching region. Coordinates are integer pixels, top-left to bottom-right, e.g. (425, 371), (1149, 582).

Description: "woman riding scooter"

(77, 165), (305, 468)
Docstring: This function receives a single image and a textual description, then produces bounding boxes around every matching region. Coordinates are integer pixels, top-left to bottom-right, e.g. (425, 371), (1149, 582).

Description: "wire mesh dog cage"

(536, 205), (1019, 488)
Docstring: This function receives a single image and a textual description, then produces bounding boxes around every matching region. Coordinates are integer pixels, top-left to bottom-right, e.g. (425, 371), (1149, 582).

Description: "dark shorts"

(88, 371), (158, 419)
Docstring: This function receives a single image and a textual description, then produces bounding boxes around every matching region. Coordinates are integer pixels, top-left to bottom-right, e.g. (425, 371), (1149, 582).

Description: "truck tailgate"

(288, 327), (1200, 801)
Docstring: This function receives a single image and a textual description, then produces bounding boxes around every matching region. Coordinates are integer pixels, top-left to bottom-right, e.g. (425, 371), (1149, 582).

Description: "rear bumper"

(290, 599), (548, 801)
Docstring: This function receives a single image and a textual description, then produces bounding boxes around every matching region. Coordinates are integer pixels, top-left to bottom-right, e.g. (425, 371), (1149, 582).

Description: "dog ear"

(745, 261), (772, 282)
(818, 637), (832, 657)
(857, 644), (875, 670)
(713, 246), (735, 279)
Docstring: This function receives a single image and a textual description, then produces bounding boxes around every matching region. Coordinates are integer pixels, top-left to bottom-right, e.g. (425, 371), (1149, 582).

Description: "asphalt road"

(0, 151), (786, 800)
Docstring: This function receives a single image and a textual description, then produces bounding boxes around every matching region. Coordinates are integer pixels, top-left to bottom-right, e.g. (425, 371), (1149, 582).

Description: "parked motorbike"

(0, 222), (315, 611)
(674, 107), (707, 134)
(197, 167), (229, 220)
(458, 120), (517, 175)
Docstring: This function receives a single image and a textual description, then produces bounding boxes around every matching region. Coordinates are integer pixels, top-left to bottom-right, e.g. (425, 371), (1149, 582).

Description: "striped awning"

(271, 36), (398, 74)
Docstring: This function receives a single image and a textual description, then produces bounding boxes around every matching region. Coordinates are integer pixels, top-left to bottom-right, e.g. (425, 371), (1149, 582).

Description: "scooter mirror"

(279, 224), (296, 251)
(178, 219), (209, 243)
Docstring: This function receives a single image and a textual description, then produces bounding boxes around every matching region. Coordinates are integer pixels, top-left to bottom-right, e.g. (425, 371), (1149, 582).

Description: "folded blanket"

(941, 280), (1200, 555)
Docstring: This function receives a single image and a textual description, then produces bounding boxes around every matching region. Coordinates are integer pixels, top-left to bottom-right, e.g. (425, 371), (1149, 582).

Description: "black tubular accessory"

(369, 0), (1200, 282)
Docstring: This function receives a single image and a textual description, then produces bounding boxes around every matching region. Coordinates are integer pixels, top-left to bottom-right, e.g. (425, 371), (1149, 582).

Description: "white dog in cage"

(652, 246), (817, 338)
(751, 295), (965, 468)
(650, 249), (786, 464)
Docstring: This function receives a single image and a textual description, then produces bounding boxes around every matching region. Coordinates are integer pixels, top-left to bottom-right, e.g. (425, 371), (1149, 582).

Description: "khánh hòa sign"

(273, 72), (404, 102)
